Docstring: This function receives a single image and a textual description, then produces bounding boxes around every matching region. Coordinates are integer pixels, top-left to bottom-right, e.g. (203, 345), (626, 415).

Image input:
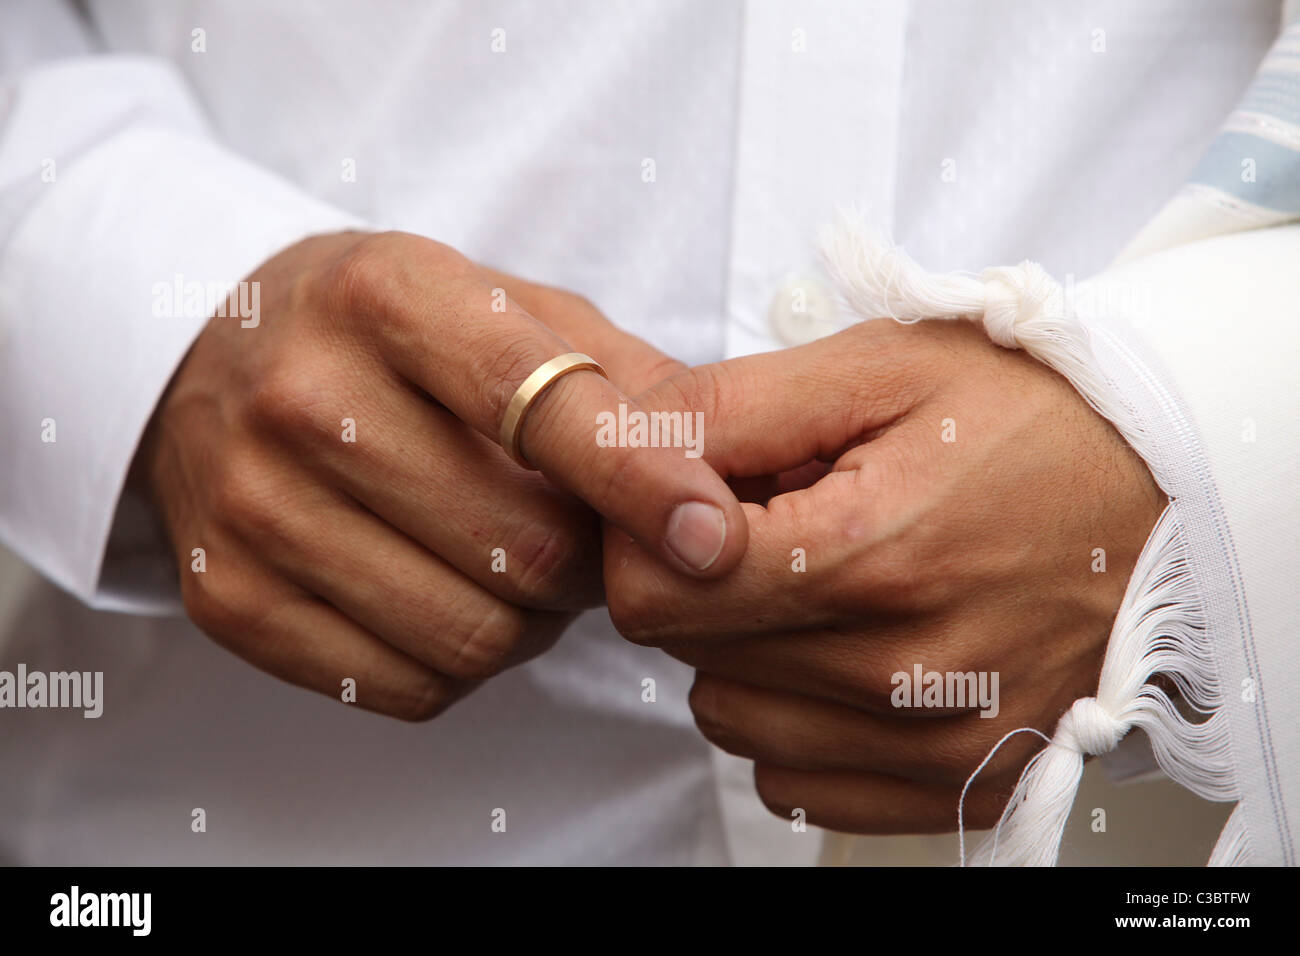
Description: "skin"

(602, 317), (1166, 833)
(135, 230), (745, 720)
(139, 231), (1161, 836)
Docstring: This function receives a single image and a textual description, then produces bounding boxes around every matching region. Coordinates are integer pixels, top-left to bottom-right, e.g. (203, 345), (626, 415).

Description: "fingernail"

(666, 501), (727, 571)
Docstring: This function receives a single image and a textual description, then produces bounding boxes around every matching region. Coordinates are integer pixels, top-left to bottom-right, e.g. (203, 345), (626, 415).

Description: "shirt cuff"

(0, 57), (364, 614)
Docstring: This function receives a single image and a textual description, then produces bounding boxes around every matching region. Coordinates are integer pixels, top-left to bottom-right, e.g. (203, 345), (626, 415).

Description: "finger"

(273, 368), (603, 609)
(677, 626), (936, 716)
(752, 762), (1014, 835)
(689, 673), (1043, 785)
(728, 461), (831, 505)
(632, 320), (923, 480)
(477, 268), (687, 394)
(604, 434), (925, 644)
(226, 475), (571, 680)
(337, 233), (746, 577)
(672, 609), (1002, 716)
(184, 552), (469, 722)
(605, 501), (832, 642)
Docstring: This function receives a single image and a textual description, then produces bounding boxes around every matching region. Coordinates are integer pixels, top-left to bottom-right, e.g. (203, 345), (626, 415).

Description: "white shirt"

(0, 0), (1289, 864)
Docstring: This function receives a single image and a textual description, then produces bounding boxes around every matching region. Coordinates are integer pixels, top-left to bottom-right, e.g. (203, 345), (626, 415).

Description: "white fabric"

(0, 0), (1290, 865)
(1078, 226), (1300, 865)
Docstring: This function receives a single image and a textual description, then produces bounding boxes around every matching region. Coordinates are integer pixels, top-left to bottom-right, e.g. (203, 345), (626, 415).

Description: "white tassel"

(820, 212), (1158, 465)
(821, 213), (1236, 866)
(965, 506), (1234, 866)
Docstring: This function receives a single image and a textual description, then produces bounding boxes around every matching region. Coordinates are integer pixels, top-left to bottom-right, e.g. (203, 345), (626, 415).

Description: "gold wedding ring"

(499, 352), (608, 469)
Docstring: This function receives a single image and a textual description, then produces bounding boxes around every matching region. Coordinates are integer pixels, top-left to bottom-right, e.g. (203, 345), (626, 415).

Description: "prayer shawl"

(823, 5), (1300, 866)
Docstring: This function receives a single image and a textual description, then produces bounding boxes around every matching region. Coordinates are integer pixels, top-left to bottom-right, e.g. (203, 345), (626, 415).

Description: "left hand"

(603, 317), (1165, 832)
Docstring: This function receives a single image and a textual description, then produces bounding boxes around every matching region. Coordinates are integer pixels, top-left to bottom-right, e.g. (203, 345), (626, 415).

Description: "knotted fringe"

(821, 213), (1158, 466)
(820, 213), (1238, 866)
(966, 506), (1235, 865)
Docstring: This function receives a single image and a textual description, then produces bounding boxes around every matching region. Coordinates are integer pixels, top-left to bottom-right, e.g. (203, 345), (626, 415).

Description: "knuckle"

(688, 677), (743, 753)
(480, 330), (555, 431)
(413, 234), (470, 275)
(442, 602), (527, 682)
(864, 632), (981, 719)
(317, 232), (475, 339)
(180, 568), (256, 641)
(687, 363), (728, 421)
(246, 361), (336, 438)
(391, 676), (453, 723)
(605, 570), (670, 646)
(752, 765), (797, 820)
(321, 232), (408, 314)
(852, 645), (921, 711)
(636, 353), (689, 391)
(211, 464), (291, 544)
(648, 363), (721, 421)
(508, 523), (584, 609)
(687, 674), (721, 725)
(209, 464), (259, 527)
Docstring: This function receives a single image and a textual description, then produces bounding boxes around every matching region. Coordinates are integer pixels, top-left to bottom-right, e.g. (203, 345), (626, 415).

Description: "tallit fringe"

(820, 213), (1237, 866)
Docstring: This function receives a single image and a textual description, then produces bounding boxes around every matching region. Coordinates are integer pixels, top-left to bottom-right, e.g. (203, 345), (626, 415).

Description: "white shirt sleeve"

(0, 14), (363, 615)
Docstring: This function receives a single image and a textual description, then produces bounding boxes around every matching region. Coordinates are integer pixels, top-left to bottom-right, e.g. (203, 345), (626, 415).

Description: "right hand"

(136, 231), (747, 719)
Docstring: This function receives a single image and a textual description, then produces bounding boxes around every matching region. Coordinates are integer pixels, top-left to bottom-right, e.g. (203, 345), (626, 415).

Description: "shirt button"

(767, 275), (838, 346)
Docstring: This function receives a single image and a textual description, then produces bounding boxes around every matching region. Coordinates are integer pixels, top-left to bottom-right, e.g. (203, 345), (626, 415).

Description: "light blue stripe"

(1190, 131), (1300, 213)
(1240, 73), (1300, 125)
(1239, 91), (1300, 126)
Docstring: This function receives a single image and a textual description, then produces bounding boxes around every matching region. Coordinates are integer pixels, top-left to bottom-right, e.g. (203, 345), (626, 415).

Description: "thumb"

(635, 321), (925, 479)
(517, 368), (749, 578)
(474, 270), (747, 577)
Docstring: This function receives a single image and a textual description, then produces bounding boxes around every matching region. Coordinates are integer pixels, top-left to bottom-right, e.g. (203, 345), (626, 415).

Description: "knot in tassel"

(819, 212), (1064, 350)
(1054, 696), (1129, 755)
(978, 262), (1061, 349)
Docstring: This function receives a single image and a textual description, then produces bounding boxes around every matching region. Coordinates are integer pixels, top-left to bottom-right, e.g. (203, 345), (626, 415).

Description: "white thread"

(957, 726), (1051, 868)
(978, 263), (1060, 349)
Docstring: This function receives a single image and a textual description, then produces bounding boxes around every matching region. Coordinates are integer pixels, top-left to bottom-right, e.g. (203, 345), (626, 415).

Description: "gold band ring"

(499, 352), (607, 469)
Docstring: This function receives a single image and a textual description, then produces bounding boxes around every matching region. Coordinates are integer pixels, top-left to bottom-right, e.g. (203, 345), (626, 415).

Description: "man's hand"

(603, 318), (1165, 832)
(136, 231), (748, 720)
